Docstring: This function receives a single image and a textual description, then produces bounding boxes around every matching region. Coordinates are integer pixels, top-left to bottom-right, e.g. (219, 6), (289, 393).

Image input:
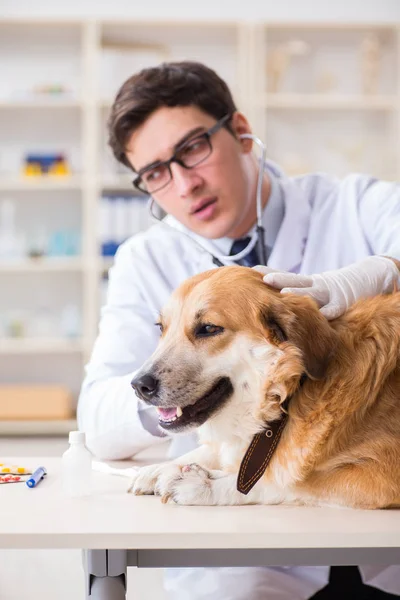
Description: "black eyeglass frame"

(132, 113), (232, 194)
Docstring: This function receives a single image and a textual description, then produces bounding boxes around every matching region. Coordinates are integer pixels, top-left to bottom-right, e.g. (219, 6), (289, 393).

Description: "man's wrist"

(380, 256), (400, 292)
(383, 256), (400, 273)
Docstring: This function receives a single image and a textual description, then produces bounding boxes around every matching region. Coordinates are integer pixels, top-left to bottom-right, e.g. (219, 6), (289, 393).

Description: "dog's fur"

(129, 266), (400, 509)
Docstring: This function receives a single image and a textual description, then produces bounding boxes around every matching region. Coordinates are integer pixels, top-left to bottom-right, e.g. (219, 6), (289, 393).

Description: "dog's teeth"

(157, 406), (183, 424)
(159, 415), (178, 423)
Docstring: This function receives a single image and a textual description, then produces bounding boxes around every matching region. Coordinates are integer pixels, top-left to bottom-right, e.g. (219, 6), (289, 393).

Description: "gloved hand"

(254, 256), (400, 320)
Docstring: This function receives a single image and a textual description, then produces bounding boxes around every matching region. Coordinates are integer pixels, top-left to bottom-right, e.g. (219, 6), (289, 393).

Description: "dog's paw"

(127, 463), (165, 495)
(127, 463), (182, 496)
(160, 463), (213, 505)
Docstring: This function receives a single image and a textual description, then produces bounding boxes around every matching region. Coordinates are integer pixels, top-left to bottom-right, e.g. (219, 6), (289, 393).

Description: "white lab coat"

(78, 163), (400, 599)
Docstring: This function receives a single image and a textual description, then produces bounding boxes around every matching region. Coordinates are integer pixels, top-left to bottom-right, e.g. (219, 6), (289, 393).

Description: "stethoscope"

(148, 133), (269, 268)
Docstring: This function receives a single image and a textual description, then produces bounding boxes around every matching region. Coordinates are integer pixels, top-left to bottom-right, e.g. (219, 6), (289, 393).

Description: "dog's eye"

(155, 322), (164, 334)
(195, 324), (224, 338)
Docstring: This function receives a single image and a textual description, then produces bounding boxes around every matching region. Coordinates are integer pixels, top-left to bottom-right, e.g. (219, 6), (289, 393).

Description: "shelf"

(0, 338), (86, 354)
(101, 174), (138, 191)
(263, 22), (397, 31)
(100, 256), (115, 270)
(0, 99), (82, 109)
(262, 94), (398, 111)
(100, 100), (113, 110)
(0, 176), (83, 191)
(0, 257), (85, 273)
(0, 418), (77, 436)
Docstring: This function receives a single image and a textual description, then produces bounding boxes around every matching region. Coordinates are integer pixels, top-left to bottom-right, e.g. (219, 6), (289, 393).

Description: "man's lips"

(190, 198), (218, 222)
(190, 197), (217, 215)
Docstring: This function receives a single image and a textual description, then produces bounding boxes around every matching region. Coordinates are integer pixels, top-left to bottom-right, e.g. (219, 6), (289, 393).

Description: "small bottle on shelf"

(62, 431), (92, 497)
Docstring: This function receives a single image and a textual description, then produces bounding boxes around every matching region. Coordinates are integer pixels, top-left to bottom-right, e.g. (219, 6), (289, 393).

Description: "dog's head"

(131, 266), (337, 433)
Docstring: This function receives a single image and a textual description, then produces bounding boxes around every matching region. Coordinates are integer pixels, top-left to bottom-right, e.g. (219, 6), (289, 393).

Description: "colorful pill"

(13, 466), (26, 474)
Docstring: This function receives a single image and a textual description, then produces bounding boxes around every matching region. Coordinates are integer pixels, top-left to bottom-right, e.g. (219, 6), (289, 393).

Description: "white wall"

(0, 0), (399, 23)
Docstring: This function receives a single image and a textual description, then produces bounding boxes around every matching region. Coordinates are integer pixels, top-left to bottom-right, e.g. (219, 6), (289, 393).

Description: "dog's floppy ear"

(260, 296), (338, 380)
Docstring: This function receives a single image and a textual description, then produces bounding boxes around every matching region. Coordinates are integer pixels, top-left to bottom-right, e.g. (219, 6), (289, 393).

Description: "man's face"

(125, 105), (258, 240)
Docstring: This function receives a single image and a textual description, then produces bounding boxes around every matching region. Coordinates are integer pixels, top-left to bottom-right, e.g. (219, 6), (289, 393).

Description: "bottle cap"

(68, 430), (86, 444)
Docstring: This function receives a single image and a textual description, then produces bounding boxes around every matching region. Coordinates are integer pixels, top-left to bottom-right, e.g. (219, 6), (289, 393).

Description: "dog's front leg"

(160, 465), (285, 506)
(127, 444), (219, 496)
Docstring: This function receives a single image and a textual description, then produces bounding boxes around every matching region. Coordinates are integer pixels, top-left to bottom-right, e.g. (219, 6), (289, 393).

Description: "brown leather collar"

(237, 410), (288, 495)
(236, 374), (306, 495)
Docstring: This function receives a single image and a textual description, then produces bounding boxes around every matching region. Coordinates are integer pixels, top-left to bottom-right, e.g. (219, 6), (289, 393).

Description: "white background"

(1, 0), (399, 22)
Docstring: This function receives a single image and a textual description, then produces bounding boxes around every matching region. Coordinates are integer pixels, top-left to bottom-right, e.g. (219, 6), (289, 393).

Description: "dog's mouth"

(156, 376), (233, 431)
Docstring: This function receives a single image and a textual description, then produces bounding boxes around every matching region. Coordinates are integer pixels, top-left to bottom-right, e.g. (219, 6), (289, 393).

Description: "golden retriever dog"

(129, 266), (400, 509)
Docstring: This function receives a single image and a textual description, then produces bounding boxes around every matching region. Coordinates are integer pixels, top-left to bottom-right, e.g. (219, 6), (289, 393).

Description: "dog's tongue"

(157, 407), (177, 420)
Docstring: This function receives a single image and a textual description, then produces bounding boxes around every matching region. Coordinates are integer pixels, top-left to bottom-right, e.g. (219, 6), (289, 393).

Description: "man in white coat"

(78, 61), (400, 599)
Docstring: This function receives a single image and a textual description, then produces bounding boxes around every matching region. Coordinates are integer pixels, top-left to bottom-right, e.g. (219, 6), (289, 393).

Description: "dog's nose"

(131, 373), (159, 402)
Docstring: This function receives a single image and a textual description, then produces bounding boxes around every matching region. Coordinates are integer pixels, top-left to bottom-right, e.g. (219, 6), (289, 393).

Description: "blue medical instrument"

(26, 466), (47, 488)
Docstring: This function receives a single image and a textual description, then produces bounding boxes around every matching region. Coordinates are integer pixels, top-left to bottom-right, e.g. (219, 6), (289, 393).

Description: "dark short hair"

(107, 61), (237, 170)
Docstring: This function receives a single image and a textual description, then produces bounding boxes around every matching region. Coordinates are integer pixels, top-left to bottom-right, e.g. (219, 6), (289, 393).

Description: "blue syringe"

(26, 466), (47, 488)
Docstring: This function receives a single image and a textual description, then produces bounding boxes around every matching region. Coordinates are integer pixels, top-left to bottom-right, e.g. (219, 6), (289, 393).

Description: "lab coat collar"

(267, 177), (311, 273)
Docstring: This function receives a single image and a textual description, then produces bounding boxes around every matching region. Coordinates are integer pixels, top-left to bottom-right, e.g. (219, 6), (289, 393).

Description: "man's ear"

(230, 112), (253, 153)
(260, 296), (338, 380)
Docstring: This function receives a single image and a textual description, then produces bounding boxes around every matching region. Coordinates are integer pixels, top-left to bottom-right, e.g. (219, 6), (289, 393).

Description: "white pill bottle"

(62, 431), (92, 497)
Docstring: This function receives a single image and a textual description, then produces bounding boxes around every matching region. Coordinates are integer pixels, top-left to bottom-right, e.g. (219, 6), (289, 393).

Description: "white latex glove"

(255, 256), (400, 320)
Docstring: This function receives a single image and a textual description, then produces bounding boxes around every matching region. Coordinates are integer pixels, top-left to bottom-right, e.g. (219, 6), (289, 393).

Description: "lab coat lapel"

(165, 215), (231, 274)
(191, 247), (218, 273)
(178, 231), (220, 274)
(267, 178), (311, 273)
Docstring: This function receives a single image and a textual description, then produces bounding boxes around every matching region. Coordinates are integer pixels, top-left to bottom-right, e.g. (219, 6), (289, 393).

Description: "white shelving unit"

(261, 93), (398, 110)
(0, 99), (83, 109)
(0, 418), (77, 436)
(0, 257), (85, 272)
(0, 18), (399, 435)
(0, 18), (248, 434)
(0, 338), (85, 354)
(0, 176), (83, 191)
(249, 22), (400, 179)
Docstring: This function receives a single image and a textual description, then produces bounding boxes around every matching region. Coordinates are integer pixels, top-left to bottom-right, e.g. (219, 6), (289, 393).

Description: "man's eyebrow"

(136, 126), (206, 174)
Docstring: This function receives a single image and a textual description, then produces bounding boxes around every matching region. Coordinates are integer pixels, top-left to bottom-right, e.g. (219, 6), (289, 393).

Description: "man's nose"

(131, 373), (159, 402)
(170, 162), (202, 197)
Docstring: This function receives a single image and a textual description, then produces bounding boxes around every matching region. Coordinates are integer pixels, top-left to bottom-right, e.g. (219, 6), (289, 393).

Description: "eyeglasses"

(132, 113), (231, 194)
